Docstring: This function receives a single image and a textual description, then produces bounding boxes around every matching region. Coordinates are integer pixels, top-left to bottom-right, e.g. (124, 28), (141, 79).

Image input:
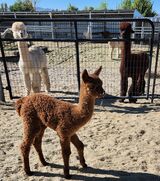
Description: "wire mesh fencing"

(0, 18), (158, 102)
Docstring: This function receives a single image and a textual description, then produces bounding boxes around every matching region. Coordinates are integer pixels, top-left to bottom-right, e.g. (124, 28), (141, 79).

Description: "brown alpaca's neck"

(121, 40), (131, 62)
(17, 41), (30, 62)
(78, 83), (95, 119)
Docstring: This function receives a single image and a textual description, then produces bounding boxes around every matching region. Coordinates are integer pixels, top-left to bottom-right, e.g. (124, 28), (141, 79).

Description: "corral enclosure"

(0, 18), (159, 102)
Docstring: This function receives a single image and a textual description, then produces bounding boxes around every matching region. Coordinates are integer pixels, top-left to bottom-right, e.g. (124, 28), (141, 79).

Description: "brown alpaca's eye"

(90, 85), (95, 89)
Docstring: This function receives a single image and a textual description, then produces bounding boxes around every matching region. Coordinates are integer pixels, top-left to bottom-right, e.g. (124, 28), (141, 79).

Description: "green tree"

(67, 3), (78, 11)
(84, 6), (94, 11)
(132, 0), (157, 16)
(31, 0), (39, 11)
(118, 0), (157, 17)
(119, 0), (133, 10)
(10, 0), (34, 12)
(97, 1), (108, 10)
(0, 3), (8, 12)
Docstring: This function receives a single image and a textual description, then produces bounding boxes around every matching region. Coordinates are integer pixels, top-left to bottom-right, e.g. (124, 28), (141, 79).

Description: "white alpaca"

(12, 22), (50, 95)
(108, 40), (122, 60)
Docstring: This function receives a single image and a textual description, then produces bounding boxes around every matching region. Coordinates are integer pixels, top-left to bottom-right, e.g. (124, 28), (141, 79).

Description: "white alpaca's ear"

(94, 66), (102, 76)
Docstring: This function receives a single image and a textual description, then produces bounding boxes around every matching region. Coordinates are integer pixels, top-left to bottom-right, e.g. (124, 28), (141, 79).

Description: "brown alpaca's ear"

(82, 69), (91, 83)
(94, 66), (102, 76)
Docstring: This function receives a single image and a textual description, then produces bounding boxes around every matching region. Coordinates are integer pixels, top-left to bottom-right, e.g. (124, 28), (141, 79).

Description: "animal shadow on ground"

(33, 163), (160, 181)
(95, 94), (160, 114)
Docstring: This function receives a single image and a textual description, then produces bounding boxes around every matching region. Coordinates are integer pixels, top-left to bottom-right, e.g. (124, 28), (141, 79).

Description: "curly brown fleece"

(15, 66), (105, 179)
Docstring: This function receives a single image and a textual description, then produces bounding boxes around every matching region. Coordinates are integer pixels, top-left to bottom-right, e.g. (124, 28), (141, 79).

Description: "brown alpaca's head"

(120, 22), (134, 39)
(82, 66), (105, 98)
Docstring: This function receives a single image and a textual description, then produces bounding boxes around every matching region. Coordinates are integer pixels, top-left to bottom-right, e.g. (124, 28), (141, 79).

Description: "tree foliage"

(0, 3), (8, 12)
(31, 0), (39, 10)
(119, 0), (157, 17)
(67, 3), (78, 11)
(97, 1), (108, 10)
(83, 6), (94, 11)
(119, 0), (132, 10)
(10, 0), (34, 12)
(132, 0), (157, 16)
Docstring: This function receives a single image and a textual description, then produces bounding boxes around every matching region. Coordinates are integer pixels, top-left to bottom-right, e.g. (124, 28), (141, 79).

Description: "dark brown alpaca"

(15, 67), (105, 179)
(119, 22), (149, 103)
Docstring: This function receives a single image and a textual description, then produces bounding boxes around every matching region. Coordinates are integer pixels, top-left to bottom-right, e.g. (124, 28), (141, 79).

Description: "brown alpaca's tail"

(15, 97), (26, 116)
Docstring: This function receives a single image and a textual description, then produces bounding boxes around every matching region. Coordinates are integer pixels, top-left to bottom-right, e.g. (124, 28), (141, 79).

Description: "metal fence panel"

(0, 18), (156, 101)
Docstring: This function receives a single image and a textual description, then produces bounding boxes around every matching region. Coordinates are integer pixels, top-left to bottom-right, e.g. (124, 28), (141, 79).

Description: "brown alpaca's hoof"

(82, 163), (88, 168)
(64, 174), (72, 179)
(129, 98), (137, 103)
(119, 99), (124, 103)
(42, 161), (49, 166)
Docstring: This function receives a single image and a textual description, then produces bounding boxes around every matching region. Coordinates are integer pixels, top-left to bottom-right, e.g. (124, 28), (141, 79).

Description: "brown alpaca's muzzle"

(97, 88), (105, 98)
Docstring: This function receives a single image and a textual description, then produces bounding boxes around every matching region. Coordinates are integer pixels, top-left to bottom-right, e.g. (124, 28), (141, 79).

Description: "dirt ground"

(0, 98), (160, 181)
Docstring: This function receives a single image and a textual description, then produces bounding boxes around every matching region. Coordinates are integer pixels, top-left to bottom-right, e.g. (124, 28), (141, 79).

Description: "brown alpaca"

(15, 67), (105, 179)
(119, 22), (149, 103)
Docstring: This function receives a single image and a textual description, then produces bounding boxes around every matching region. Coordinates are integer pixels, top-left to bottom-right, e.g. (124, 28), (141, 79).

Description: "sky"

(1, 0), (160, 14)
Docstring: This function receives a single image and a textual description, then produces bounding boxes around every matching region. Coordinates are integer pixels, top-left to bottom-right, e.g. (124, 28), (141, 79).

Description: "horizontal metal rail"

(0, 38), (152, 43)
(0, 18), (155, 101)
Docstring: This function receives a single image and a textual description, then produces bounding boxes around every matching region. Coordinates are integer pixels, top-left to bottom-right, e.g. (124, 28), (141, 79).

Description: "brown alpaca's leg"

(136, 75), (146, 95)
(60, 138), (71, 179)
(33, 126), (48, 166)
(128, 77), (137, 103)
(120, 75), (128, 102)
(20, 124), (38, 175)
(20, 142), (32, 175)
(71, 134), (87, 168)
(141, 79), (146, 94)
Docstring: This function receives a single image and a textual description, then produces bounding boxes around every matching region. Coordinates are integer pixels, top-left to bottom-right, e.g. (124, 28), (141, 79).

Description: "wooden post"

(49, 12), (55, 39)
(0, 73), (5, 102)
(89, 11), (92, 39)
(141, 22), (144, 45)
(132, 21), (136, 39)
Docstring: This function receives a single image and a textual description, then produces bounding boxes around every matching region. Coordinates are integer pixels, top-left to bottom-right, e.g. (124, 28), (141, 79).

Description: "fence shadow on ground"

(1, 92), (160, 114)
(95, 95), (160, 114)
(32, 163), (160, 181)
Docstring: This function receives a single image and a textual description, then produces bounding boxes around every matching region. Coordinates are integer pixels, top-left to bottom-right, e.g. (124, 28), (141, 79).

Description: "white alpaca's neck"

(17, 41), (30, 63)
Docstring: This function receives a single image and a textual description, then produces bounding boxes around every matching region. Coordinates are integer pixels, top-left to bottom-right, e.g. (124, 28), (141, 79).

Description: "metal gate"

(0, 18), (156, 101)
(151, 33), (160, 102)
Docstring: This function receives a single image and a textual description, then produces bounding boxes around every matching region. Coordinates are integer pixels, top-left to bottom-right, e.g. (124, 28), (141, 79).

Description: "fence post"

(0, 73), (5, 102)
(74, 21), (81, 92)
(151, 32), (160, 103)
(141, 22), (144, 45)
(49, 12), (55, 39)
(0, 35), (12, 99)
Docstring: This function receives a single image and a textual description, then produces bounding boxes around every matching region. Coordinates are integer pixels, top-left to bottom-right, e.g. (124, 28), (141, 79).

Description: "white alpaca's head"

(12, 22), (28, 39)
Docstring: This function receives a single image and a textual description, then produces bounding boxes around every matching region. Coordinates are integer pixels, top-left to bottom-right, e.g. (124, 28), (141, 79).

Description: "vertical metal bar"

(0, 73), (5, 102)
(74, 20), (81, 92)
(146, 21), (154, 100)
(0, 36), (13, 99)
(151, 33), (160, 103)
